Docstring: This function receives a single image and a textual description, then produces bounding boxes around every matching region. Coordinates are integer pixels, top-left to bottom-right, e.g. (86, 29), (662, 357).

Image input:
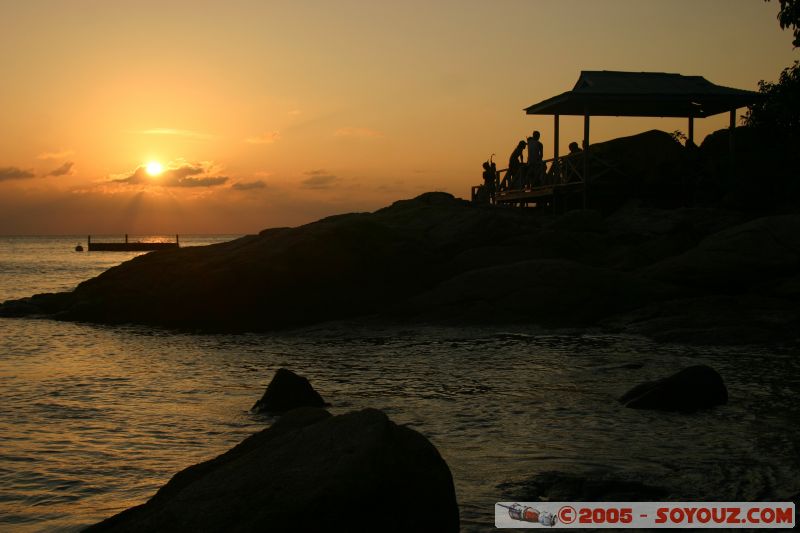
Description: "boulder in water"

(85, 408), (459, 533)
(619, 364), (727, 412)
(252, 368), (326, 414)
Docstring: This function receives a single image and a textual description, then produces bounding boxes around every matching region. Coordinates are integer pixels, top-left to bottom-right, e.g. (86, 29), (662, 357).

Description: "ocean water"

(1, 236), (799, 532)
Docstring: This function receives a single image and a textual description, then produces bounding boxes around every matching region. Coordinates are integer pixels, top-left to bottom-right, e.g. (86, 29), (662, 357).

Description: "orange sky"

(0, 0), (796, 234)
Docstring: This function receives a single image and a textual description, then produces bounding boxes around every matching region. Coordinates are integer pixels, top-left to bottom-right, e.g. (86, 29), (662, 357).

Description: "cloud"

(244, 131), (281, 144)
(232, 180), (267, 190)
(288, 109), (302, 116)
(47, 161), (75, 177)
(334, 127), (383, 139)
(0, 166), (35, 182)
(114, 162), (228, 188)
(38, 149), (74, 160)
(179, 176), (229, 187)
(301, 169), (338, 189)
(136, 129), (214, 140)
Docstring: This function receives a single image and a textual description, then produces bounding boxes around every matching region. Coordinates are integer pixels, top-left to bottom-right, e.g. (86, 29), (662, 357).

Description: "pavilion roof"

(524, 71), (762, 118)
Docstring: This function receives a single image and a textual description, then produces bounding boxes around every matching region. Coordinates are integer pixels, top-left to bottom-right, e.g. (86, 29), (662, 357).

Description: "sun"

(145, 161), (163, 176)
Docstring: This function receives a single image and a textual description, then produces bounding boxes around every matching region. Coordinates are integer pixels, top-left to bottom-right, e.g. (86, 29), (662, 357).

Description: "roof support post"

(553, 114), (560, 184)
(688, 116), (694, 146)
(729, 108), (736, 172)
(583, 112), (590, 209)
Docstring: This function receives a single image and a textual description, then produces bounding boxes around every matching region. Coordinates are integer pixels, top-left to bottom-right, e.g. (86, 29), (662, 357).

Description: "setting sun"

(145, 161), (163, 176)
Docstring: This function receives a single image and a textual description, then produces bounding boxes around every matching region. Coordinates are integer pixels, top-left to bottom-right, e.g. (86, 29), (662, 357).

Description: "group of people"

(480, 132), (586, 201)
(479, 131), (545, 198)
(507, 130), (546, 190)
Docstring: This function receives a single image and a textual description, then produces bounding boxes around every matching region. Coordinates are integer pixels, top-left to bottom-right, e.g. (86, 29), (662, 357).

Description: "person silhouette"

(508, 140), (526, 189)
(526, 131), (544, 186)
(482, 161), (496, 201)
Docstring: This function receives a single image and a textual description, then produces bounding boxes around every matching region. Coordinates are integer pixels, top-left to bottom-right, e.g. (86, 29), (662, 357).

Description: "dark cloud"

(47, 161), (74, 177)
(114, 163), (227, 188)
(232, 180), (266, 190)
(0, 166), (35, 182)
(179, 176), (229, 187)
(301, 169), (338, 189)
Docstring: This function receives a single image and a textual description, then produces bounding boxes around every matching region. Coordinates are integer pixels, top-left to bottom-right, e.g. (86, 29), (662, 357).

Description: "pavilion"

(488, 70), (763, 207)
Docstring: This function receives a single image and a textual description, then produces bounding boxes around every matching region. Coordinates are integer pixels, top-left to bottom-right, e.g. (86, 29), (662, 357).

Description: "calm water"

(1, 236), (799, 532)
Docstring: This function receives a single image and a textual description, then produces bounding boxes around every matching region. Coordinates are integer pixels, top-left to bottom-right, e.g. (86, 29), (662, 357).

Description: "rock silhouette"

(85, 408), (459, 533)
(619, 365), (728, 412)
(252, 368), (325, 414)
(2, 137), (799, 345)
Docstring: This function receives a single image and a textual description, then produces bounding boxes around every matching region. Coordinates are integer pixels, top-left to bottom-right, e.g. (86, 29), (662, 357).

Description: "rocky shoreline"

(2, 190), (798, 345)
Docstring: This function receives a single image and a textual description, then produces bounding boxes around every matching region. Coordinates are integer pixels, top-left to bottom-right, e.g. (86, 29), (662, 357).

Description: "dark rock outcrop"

(584, 130), (689, 210)
(619, 365), (728, 412)
(251, 368), (326, 413)
(643, 214), (800, 290)
(85, 408), (459, 533)
(402, 258), (672, 325)
(602, 294), (799, 345)
(2, 183), (799, 344)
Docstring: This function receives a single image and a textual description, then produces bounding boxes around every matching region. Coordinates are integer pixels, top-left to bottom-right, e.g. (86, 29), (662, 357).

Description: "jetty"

(87, 234), (180, 252)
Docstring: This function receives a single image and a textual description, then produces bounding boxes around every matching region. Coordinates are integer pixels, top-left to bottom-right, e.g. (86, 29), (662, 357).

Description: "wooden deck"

(471, 150), (622, 208)
(494, 181), (584, 204)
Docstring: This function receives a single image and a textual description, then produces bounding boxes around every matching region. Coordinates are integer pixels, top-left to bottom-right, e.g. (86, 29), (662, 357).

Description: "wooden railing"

(475, 153), (585, 200)
(472, 150), (627, 204)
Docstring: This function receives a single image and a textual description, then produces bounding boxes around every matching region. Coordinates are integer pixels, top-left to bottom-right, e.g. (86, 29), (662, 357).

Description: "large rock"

(252, 368), (326, 414)
(0, 192), (541, 331)
(585, 130), (689, 209)
(85, 408), (459, 533)
(403, 259), (672, 325)
(603, 294), (800, 345)
(619, 365), (727, 412)
(643, 214), (800, 291)
(2, 188), (797, 344)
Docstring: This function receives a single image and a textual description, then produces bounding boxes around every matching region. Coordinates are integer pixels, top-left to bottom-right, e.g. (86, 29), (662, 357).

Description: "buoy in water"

(75, 244), (84, 252)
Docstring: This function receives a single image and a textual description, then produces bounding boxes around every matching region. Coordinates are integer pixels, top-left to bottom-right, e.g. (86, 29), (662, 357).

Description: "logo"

(498, 503), (557, 527)
(495, 502), (795, 529)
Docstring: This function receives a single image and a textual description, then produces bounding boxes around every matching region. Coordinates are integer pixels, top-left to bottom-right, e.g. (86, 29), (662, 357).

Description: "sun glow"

(145, 161), (163, 176)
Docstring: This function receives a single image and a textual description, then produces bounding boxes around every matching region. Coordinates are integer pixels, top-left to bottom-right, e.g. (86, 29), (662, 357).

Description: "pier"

(87, 234), (180, 252)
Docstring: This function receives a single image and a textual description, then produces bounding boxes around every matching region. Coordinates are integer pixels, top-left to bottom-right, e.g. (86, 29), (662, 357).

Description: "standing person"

(482, 161), (497, 202)
(508, 140), (526, 190)
(526, 131), (544, 186)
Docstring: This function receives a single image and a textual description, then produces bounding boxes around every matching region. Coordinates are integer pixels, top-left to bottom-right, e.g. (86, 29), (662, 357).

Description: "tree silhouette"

(744, 61), (800, 130)
(767, 0), (800, 46)
(745, 1), (800, 130)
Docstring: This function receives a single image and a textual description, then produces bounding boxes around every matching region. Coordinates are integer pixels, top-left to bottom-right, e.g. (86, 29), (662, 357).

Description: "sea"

(1, 235), (798, 532)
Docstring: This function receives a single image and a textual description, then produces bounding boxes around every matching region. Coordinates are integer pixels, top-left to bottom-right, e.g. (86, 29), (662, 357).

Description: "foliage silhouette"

(743, 60), (800, 131)
(745, 1), (800, 132)
(766, 0), (800, 47)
